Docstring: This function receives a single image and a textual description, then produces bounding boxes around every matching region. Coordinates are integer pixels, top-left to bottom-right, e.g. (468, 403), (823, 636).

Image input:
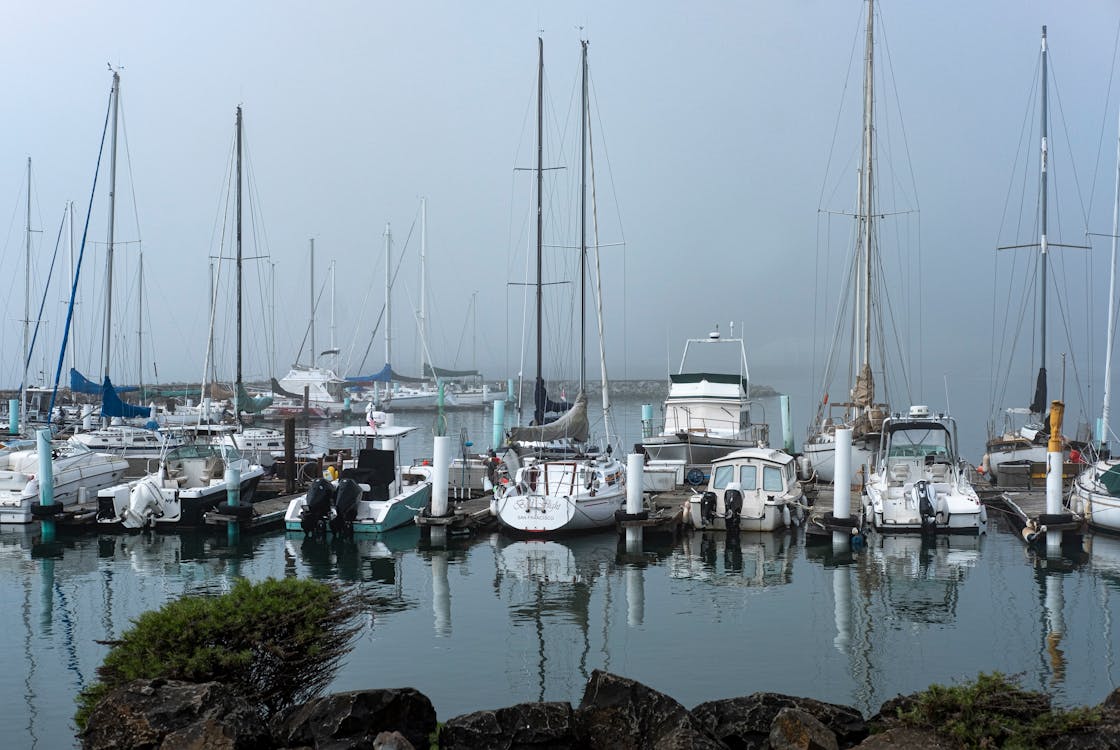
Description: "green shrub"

(75, 577), (362, 729)
(896, 672), (1101, 748)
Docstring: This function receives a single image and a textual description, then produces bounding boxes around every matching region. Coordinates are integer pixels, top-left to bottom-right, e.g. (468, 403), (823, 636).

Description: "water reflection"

(670, 530), (796, 586)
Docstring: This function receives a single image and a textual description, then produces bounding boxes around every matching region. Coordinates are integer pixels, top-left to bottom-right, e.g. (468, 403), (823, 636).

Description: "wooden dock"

(203, 494), (300, 532)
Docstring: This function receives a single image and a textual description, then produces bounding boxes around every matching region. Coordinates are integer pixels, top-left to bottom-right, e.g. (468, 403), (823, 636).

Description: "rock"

(692, 692), (867, 749)
(576, 670), (725, 749)
(852, 727), (954, 749)
(1103, 688), (1120, 712)
(374, 730), (416, 749)
(81, 678), (269, 750)
(439, 702), (576, 749)
(768, 708), (838, 750)
(274, 688), (436, 750)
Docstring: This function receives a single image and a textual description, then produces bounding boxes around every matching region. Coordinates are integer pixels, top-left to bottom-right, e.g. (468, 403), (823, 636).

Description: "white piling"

(1045, 401), (1063, 555)
(833, 427), (853, 548)
(379, 412), (396, 452)
(432, 435), (451, 517)
(432, 551), (451, 637)
(780, 395), (794, 453)
(626, 453), (643, 515)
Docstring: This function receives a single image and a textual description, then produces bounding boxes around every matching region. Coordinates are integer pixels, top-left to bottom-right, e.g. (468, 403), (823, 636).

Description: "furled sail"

(509, 391), (590, 444)
(345, 363), (393, 384)
(236, 382), (273, 414)
(271, 377), (302, 399)
(71, 367), (138, 395)
(100, 376), (151, 419)
(850, 363), (874, 408)
(423, 364), (480, 378)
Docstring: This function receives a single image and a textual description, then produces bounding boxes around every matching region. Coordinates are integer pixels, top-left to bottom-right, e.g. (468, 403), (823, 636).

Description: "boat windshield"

(887, 426), (951, 460)
(166, 442), (242, 462)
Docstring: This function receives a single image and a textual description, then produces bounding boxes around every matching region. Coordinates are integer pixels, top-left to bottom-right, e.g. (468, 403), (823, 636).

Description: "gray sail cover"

(509, 391), (590, 444)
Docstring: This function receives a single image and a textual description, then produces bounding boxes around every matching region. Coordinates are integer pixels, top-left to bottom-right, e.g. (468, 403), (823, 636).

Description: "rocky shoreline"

(81, 669), (1120, 749)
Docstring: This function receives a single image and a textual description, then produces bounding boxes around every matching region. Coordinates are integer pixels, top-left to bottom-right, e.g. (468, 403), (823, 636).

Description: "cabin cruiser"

(0, 439), (129, 524)
(686, 447), (804, 532)
(862, 406), (986, 533)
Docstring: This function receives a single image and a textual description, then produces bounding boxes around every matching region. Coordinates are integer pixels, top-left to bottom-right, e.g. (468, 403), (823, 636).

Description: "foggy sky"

(3, 1), (1120, 458)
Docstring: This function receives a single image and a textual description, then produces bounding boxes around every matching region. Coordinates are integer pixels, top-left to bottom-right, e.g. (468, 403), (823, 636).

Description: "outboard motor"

(913, 480), (937, 531)
(330, 478), (362, 538)
(300, 477), (334, 536)
(724, 488), (743, 532)
(700, 491), (718, 525)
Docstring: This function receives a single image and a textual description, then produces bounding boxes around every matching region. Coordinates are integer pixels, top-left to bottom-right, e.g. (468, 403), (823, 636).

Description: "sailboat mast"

(579, 40), (588, 394)
(22, 157), (31, 430)
(384, 223), (392, 370)
(68, 200), (76, 377)
(534, 36), (545, 426)
(1037, 25), (1050, 413)
(235, 105), (243, 415)
(138, 250), (144, 397)
(420, 197), (427, 377)
(330, 259), (336, 356)
(102, 70), (120, 382)
(1101, 103), (1120, 454)
(309, 238), (315, 368)
(860, 0), (875, 378)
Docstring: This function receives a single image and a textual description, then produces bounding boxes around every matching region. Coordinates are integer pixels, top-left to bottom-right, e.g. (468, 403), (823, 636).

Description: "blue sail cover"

(237, 382), (273, 414)
(345, 363), (393, 384)
(71, 367), (138, 394)
(100, 376), (151, 419)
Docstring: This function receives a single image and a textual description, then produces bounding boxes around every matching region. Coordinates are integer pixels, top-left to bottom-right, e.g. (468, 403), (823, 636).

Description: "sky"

(3, 1), (1120, 459)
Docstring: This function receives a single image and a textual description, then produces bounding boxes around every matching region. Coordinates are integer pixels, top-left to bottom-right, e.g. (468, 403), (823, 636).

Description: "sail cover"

(423, 364), (480, 378)
(850, 363), (874, 408)
(271, 377), (302, 399)
(100, 377), (151, 419)
(71, 367), (138, 395)
(1030, 367), (1048, 416)
(236, 382), (273, 414)
(345, 363), (393, 384)
(509, 391), (590, 444)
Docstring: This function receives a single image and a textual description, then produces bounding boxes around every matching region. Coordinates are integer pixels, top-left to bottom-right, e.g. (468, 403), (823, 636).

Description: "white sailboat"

(985, 26), (1083, 482)
(862, 405), (986, 534)
(802, 0), (891, 484)
(491, 38), (625, 534)
(1068, 94), (1120, 534)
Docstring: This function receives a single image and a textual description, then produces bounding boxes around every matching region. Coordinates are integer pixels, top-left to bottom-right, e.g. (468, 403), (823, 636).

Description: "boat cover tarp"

(423, 364), (481, 379)
(388, 368), (428, 385)
(345, 363), (393, 384)
(509, 390), (589, 444)
(271, 377), (302, 399)
(670, 372), (744, 387)
(236, 382), (273, 414)
(71, 367), (138, 394)
(100, 377), (151, 419)
(1100, 464), (1120, 497)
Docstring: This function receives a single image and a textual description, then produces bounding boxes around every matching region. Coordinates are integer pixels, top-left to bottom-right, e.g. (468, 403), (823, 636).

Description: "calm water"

(2, 397), (1119, 748)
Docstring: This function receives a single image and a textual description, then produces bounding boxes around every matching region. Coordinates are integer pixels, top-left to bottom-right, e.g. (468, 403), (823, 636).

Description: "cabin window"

(739, 465), (758, 490)
(763, 466), (784, 492)
(712, 464), (734, 489)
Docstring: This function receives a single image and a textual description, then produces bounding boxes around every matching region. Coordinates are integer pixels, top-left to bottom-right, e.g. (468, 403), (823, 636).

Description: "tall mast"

(330, 259), (336, 356)
(22, 157), (31, 430)
(384, 223), (392, 369)
(1101, 102), (1120, 454)
(579, 39), (588, 394)
(138, 250), (144, 397)
(534, 36), (545, 426)
(1035, 25), (1050, 414)
(102, 70), (120, 382)
(859, 0), (875, 379)
(309, 238), (315, 368)
(235, 105), (243, 415)
(68, 200), (76, 376)
(420, 196), (427, 377)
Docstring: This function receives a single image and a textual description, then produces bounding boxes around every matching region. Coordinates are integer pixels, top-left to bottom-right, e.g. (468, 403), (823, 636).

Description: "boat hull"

(1069, 462), (1120, 534)
(642, 434), (758, 466)
(492, 486), (624, 533)
(0, 453), (129, 524)
(801, 438), (876, 484)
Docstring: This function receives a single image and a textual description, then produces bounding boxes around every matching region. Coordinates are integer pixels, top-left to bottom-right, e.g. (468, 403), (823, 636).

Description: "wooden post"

(284, 417), (296, 494)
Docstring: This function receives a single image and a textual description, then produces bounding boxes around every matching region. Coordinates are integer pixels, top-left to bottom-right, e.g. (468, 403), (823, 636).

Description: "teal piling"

(36, 429), (55, 542)
(225, 466), (241, 545)
(640, 403), (654, 439)
(492, 398), (506, 450)
(780, 395), (794, 453)
(8, 399), (18, 435)
(506, 378), (514, 402)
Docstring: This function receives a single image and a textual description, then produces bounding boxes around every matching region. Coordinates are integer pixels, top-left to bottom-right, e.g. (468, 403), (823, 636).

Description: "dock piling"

(36, 429), (55, 542)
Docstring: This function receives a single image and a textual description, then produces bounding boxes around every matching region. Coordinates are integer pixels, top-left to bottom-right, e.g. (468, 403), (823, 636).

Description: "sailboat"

(984, 26), (1082, 483)
(802, 0), (891, 484)
(96, 106), (265, 529)
(1068, 97), (1120, 534)
(491, 38), (626, 534)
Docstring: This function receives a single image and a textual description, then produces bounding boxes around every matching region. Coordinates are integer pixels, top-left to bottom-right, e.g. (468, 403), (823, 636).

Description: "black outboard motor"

(300, 477), (334, 536)
(330, 478), (362, 538)
(724, 488), (743, 532)
(700, 491), (718, 525)
(914, 480), (937, 531)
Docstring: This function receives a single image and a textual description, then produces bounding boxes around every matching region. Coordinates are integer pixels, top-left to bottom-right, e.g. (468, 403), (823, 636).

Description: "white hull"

(0, 448), (129, 524)
(1068, 460), (1120, 534)
(284, 469), (433, 534)
(801, 438), (876, 484)
(985, 443), (1049, 481)
(492, 458), (626, 533)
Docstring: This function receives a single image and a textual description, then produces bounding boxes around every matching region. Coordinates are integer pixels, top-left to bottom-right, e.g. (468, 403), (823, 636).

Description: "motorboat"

(685, 447), (803, 532)
(0, 439), (129, 524)
(862, 406), (986, 533)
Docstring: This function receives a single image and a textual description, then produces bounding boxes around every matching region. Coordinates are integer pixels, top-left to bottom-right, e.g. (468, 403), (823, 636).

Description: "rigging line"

(48, 83), (113, 422)
(1047, 56), (1093, 234)
(816, 6), (867, 212)
(1087, 17), (1120, 223)
(876, 5), (921, 211)
(25, 206), (67, 378)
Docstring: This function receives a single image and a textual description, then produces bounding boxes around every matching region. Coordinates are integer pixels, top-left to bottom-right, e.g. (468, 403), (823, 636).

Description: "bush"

(75, 577), (362, 729)
(895, 672), (1100, 748)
